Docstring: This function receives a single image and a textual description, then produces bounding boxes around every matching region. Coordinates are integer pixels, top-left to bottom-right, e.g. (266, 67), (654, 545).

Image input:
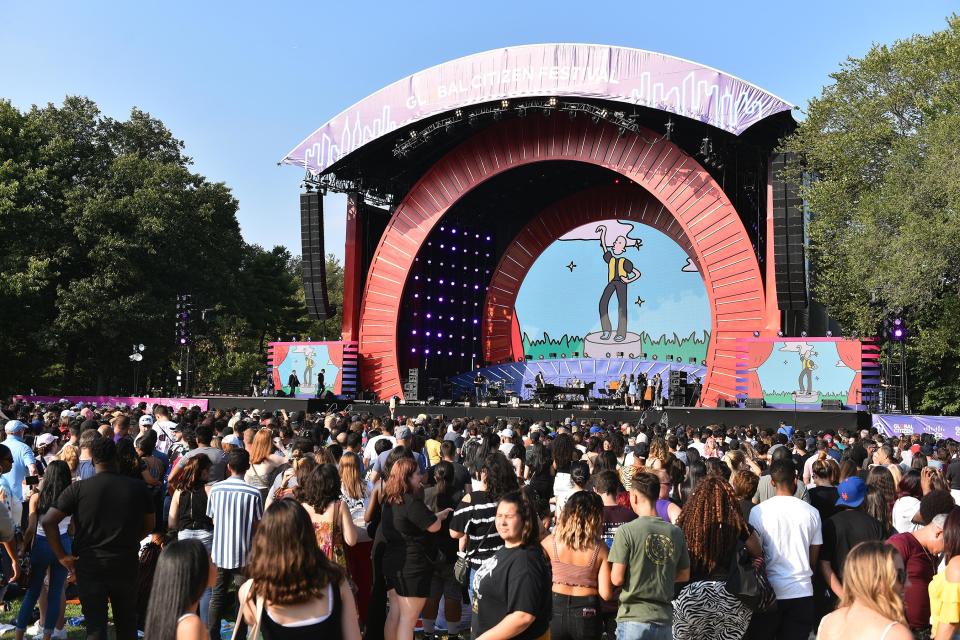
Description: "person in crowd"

(731, 469), (760, 522)
(421, 460), (465, 640)
(748, 459), (822, 640)
(929, 507), (960, 639)
(151, 406), (179, 455)
(552, 433), (578, 513)
(891, 470), (923, 533)
(244, 427), (288, 502)
(299, 463), (360, 575)
(887, 490), (953, 637)
(525, 443), (554, 505)
(592, 469), (635, 548)
(3, 420), (38, 525)
(866, 465), (897, 532)
(472, 489), (552, 640)
(609, 472), (690, 640)
(167, 455), (215, 623)
(450, 452), (519, 598)
(381, 457), (452, 640)
(205, 448), (263, 640)
(541, 490), (614, 640)
(15, 461), (73, 640)
(42, 437), (154, 640)
(820, 477), (888, 602)
(815, 541), (911, 640)
(168, 424), (227, 489)
(807, 452), (840, 524)
(674, 476), (762, 640)
(237, 499), (361, 640)
(143, 539), (215, 640)
(652, 467), (681, 523)
(753, 446), (809, 504)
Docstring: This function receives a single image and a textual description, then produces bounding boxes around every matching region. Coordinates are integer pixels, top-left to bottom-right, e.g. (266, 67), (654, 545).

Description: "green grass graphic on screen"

(522, 330), (709, 362)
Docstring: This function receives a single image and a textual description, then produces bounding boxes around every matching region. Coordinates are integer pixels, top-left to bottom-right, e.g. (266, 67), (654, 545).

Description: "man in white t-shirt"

(151, 405), (179, 455)
(363, 423), (396, 467)
(748, 458), (822, 640)
(498, 428), (515, 455)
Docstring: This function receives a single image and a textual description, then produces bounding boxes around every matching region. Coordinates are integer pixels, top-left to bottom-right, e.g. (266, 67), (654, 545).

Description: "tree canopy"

(0, 97), (340, 396)
(784, 15), (960, 413)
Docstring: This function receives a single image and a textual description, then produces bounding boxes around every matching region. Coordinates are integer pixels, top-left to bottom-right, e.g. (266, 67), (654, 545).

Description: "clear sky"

(1, 1), (955, 261)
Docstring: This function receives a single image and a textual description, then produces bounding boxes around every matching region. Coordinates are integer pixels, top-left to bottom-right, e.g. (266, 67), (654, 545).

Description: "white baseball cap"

(138, 415), (155, 427)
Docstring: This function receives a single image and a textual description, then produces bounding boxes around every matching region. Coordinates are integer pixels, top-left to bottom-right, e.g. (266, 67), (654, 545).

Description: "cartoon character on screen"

(302, 347), (315, 387)
(596, 225), (641, 342)
(798, 345), (818, 395)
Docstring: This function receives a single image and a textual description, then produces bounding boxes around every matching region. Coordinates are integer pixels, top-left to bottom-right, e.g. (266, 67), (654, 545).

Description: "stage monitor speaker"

(300, 191), (336, 320)
(744, 397), (766, 408)
(771, 152), (808, 310)
(669, 370), (687, 385)
(717, 399), (732, 408)
(821, 399), (843, 410)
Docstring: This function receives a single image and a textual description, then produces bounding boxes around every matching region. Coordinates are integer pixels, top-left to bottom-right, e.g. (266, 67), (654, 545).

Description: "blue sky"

(1, 1), (955, 260)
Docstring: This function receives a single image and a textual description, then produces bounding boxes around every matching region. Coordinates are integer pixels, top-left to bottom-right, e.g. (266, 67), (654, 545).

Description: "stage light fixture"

(800, 331), (807, 338)
(501, 100), (509, 108)
(455, 109), (463, 117)
(777, 330), (784, 337)
(752, 331), (760, 337)
(826, 331), (833, 337)
(548, 97), (558, 107)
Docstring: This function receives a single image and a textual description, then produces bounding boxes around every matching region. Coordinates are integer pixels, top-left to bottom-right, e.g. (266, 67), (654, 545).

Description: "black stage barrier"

(201, 397), (870, 430)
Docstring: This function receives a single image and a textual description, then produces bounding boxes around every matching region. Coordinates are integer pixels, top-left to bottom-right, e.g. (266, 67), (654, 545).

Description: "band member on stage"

(652, 373), (663, 407)
(626, 374), (637, 407)
(315, 368), (326, 398)
(474, 372), (488, 401)
(596, 225), (641, 342)
(617, 373), (628, 404)
(288, 370), (300, 396)
(643, 374), (654, 408)
(534, 371), (546, 389)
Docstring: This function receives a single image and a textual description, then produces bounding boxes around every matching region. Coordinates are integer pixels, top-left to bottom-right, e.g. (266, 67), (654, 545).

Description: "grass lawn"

(0, 601), (89, 639)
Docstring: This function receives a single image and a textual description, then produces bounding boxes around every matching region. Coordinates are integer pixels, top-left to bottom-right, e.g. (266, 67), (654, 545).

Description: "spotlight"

(547, 97), (557, 107)
(455, 109), (463, 118)
(501, 100), (509, 108)
(777, 330), (784, 337)
(826, 331), (833, 337)
(752, 331), (760, 337)
(800, 331), (807, 338)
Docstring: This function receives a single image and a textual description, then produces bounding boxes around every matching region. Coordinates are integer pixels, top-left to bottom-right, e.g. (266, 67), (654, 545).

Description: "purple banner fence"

(282, 43), (793, 176)
(15, 395), (208, 412)
(873, 414), (960, 440)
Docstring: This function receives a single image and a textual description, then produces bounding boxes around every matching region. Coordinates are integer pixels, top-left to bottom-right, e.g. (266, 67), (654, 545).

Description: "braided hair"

(676, 476), (748, 576)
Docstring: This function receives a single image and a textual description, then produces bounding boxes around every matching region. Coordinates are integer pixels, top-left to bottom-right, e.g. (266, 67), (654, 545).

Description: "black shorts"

(387, 572), (433, 598)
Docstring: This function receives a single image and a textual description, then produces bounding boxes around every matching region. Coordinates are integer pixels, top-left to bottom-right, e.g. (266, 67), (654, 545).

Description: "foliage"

(783, 15), (960, 413)
(0, 96), (341, 396)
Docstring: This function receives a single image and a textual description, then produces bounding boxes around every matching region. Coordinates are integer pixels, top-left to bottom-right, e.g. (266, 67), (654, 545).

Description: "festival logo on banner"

(515, 220), (710, 363)
(281, 44), (793, 176)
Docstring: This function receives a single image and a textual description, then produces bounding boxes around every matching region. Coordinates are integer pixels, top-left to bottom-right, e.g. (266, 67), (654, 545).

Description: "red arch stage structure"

(356, 117), (768, 405)
(278, 44), (875, 412)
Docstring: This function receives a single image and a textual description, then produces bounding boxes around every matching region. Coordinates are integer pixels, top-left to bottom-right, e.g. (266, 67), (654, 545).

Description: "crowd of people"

(1, 399), (960, 639)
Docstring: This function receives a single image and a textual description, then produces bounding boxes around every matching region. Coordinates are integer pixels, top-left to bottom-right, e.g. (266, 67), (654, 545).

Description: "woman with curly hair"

(237, 500), (361, 639)
(541, 491), (614, 640)
(816, 540), (910, 640)
(673, 477), (762, 640)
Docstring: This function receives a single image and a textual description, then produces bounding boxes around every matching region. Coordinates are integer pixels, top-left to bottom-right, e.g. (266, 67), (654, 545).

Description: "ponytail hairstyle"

(570, 460), (591, 490)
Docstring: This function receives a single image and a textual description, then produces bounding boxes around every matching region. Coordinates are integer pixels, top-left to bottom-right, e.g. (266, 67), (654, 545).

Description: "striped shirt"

(449, 490), (503, 567)
(206, 476), (263, 569)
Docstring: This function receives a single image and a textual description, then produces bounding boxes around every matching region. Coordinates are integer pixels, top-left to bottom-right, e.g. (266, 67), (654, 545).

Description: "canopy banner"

(873, 414), (960, 439)
(282, 43), (793, 175)
(15, 395), (208, 412)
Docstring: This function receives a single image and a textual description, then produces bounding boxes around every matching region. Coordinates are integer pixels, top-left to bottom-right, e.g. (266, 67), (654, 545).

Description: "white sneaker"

(24, 622), (41, 637)
(52, 629), (68, 640)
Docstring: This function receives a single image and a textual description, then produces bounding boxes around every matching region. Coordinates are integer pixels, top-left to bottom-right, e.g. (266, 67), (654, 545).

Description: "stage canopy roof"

(281, 43), (794, 177)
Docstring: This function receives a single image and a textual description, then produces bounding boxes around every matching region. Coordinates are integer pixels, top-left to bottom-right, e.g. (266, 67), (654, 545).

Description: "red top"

(888, 531), (937, 630)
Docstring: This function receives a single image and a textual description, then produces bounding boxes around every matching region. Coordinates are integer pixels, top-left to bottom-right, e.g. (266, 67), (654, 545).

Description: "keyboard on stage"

(534, 382), (594, 402)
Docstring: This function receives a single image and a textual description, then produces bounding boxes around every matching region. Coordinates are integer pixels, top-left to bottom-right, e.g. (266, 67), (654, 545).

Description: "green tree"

(784, 16), (960, 413)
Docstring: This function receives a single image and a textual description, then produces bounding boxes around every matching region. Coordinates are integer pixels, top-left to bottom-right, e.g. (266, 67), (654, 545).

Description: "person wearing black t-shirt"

(42, 436), (154, 640)
(472, 490), (551, 640)
(819, 476), (888, 602)
(381, 458), (452, 640)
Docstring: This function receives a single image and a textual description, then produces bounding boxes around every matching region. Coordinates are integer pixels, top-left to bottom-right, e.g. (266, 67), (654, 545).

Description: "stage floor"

(201, 397), (870, 430)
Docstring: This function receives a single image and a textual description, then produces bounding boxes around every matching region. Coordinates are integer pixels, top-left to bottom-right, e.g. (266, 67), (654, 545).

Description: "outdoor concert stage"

(201, 396), (869, 430)
(272, 44), (879, 415)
